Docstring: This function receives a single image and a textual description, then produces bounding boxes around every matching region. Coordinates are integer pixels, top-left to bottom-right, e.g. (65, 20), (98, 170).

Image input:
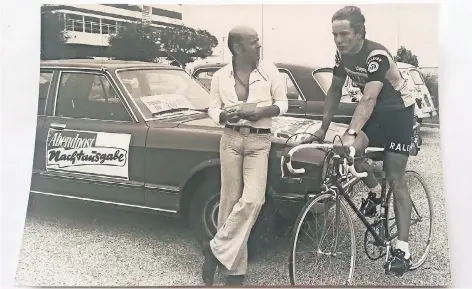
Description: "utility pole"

(261, 4), (264, 60)
(222, 36), (225, 62)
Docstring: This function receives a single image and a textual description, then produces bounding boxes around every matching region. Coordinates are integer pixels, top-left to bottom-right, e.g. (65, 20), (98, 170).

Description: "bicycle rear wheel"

(288, 192), (356, 286)
(386, 170), (433, 270)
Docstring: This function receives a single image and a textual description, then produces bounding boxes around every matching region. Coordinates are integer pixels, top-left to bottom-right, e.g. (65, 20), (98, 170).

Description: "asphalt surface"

(15, 126), (451, 287)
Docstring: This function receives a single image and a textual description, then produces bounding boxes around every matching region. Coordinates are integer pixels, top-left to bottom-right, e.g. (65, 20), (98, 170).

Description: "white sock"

(395, 240), (410, 259)
(370, 184), (382, 196)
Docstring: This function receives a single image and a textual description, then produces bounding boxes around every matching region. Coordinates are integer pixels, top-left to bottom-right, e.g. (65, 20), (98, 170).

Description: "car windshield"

(116, 68), (210, 119)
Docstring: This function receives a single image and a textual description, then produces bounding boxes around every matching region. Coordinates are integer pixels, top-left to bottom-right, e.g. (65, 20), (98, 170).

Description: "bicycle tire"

(385, 170), (433, 270)
(288, 192), (356, 286)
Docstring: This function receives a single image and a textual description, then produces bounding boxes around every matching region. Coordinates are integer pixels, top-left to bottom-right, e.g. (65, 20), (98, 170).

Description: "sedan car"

(33, 59), (354, 257)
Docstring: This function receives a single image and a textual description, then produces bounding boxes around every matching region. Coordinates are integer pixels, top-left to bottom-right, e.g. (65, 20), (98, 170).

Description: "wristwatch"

(346, 128), (358, 137)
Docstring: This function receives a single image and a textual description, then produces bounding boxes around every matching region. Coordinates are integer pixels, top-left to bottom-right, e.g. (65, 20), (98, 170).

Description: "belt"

(225, 124), (271, 134)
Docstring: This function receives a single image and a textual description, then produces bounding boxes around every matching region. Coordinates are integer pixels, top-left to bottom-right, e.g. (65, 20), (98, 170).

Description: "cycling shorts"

(361, 104), (414, 156)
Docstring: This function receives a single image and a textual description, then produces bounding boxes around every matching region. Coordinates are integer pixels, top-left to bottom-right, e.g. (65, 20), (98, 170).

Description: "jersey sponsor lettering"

(333, 40), (414, 111)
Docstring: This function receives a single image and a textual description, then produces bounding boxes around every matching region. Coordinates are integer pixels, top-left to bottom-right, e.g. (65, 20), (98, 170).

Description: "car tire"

(188, 178), (277, 261)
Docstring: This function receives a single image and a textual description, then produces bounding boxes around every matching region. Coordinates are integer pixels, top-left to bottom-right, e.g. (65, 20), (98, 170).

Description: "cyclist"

(303, 6), (416, 276)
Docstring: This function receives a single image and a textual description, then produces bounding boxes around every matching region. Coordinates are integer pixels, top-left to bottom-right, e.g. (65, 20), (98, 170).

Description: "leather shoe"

(226, 275), (244, 286)
(202, 243), (221, 285)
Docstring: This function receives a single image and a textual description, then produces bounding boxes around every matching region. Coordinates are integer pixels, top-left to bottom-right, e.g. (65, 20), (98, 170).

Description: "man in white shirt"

(202, 25), (288, 286)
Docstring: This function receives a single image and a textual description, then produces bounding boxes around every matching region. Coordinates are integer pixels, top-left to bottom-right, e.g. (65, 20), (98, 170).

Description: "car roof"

(40, 59), (182, 70)
(192, 61), (328, 71)
(396, 62), (416, 69)
(194, 60), (418, 71)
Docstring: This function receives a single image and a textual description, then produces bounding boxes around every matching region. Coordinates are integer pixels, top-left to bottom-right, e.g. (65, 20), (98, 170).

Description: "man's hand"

(220, 110), (241, 124)
(301, 128), (327, 144)
(239, 107), (264, 122)
(227, 111), (241, 123)
(333, 132), (356, 152)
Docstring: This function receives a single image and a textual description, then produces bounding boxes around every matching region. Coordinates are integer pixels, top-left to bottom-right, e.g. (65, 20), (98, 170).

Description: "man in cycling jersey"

(303, 5), (416, 276)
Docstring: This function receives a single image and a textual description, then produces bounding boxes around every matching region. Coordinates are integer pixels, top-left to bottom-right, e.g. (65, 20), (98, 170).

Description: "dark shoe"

(360, 192), (381, 217)
(226, 275), (245, 286)
(202, 243), (221, 286)
(384, 248), (411, 276)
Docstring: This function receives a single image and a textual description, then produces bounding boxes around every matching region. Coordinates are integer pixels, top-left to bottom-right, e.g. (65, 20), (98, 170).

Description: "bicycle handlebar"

(282, 142), (375, 179)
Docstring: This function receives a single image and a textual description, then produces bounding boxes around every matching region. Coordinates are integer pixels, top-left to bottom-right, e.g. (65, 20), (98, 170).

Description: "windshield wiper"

(152, 107), (208, 116)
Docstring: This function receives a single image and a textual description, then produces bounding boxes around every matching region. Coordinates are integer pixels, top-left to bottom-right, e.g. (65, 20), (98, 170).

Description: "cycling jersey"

(333, 39), (415, 112)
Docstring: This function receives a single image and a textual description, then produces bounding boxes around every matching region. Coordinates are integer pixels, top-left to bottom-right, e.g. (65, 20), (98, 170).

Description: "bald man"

(204, 25), (288, 285)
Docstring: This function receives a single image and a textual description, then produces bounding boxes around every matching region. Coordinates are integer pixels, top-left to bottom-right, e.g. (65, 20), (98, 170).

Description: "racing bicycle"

(280, 142), (433, 286)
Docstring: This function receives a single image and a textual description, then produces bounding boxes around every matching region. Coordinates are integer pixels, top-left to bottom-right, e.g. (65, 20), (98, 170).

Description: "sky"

(180, 3), (438, 68)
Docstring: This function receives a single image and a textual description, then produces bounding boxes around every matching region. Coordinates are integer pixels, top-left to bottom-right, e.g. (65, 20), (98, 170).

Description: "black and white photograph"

(12, 2), (451, 287)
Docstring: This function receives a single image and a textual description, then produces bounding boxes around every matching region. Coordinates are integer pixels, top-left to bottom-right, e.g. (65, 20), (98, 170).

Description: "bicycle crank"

(363, 221), (387, 260)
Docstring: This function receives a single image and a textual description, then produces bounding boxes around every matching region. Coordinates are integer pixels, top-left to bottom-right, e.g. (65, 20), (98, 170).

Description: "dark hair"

(332, 6), (366, 38)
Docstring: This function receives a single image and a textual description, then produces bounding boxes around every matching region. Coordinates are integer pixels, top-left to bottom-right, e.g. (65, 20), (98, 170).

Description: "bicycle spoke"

(289, 193), (356, 286)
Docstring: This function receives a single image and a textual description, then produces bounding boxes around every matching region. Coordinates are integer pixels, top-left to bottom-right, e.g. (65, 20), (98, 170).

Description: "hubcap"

(203, 194), (220, 238)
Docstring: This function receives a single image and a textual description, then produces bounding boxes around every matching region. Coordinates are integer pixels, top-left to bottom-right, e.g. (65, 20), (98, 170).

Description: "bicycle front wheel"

(288, 192), (356, 286)
(386, 170), (434, 270)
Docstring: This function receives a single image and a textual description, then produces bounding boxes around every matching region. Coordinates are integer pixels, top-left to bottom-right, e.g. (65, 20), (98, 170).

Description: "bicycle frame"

(282, 143), (404, 254)
(329, 153), (397, 248)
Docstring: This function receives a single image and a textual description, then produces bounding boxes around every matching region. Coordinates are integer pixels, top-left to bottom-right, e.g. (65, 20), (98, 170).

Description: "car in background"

(33, 59), (354, 258)
(192, 62), (359, 124)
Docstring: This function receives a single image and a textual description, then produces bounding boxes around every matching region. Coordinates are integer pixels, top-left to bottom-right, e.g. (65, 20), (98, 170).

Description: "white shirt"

(207, 59), (288, 129)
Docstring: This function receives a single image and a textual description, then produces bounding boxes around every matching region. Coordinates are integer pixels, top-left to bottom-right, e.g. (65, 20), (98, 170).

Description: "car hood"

(175, 114), (349, 144)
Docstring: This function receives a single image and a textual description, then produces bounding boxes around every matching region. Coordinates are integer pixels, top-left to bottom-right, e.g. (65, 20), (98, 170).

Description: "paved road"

(15, 127), (451, 287)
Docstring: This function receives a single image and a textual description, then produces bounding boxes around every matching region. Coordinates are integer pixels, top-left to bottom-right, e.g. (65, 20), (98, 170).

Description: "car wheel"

(188, 179), (277, 261)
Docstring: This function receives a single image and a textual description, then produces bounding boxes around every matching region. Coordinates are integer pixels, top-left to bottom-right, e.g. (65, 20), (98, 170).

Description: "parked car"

(192, 61), (425, 151)
(33, 59), (354, 256)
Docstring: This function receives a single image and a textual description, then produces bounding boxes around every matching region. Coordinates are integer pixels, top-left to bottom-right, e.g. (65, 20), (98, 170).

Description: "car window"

(55, 72), (132, 121)
(38, 71), (53, 115)
(409, 70), (425, 85)
(312, 70), (333, 95)
(194, 69), (217, 90)
(279, 70), (301, 100)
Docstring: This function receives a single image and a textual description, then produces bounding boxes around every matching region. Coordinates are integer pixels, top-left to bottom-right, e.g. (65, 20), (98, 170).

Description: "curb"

(421, 123), (440, 128)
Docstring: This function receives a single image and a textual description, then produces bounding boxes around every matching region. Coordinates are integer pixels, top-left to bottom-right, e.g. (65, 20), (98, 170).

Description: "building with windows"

(45, 4), (183, 58)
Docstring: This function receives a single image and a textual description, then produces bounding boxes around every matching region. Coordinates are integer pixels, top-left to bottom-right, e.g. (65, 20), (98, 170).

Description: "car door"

(35, 69), (148, 206)
(30, 69), (55, 188)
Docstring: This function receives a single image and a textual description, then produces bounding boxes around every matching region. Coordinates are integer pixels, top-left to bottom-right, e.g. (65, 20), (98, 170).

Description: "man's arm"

(320, 51), (348, 131)
(253, 62), (288, 118)
(207, 71), (228, 124)
(348, 54), (390, 132)
(320, 75), (346, 131)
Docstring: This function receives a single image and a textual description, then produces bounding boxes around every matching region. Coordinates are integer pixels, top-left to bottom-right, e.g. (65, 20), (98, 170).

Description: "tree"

(422, 71), (439, 113)
(108, 21), (163, 62)
(156, 26), (218, 68)
(394, 46), (419, 67)
(40, 6), (72, 60)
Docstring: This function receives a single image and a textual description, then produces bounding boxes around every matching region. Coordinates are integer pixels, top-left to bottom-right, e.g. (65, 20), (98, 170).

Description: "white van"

(341, 61), (438, 123)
